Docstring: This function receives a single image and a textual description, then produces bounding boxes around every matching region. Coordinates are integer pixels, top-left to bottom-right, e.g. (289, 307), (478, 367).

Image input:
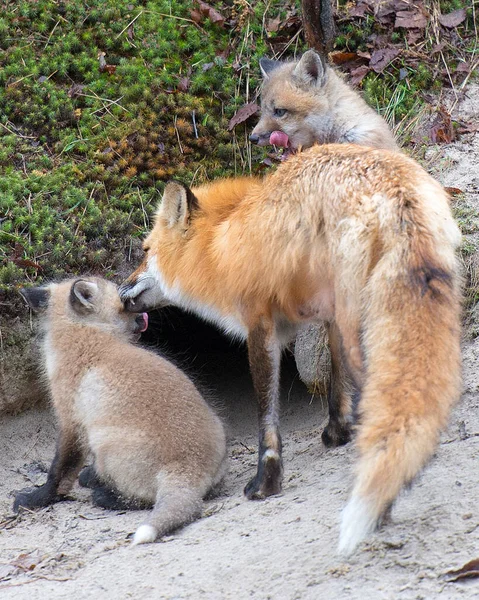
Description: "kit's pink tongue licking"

(270, 131), (289, 147)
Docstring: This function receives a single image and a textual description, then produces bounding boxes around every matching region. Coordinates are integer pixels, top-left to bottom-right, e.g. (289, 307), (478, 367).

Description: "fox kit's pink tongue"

(270, 131), (289, 147)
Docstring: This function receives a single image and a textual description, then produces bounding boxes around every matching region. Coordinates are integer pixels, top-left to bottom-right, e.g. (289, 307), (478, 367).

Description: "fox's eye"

(274, 108), (287, 118)
(143, 245), (150, 252)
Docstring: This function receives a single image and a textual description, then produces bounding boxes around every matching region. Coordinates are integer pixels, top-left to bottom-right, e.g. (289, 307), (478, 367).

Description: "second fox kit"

(14, 277), (227, 545)
(250, 49), (398, 152)
(119, 145), (462, 554)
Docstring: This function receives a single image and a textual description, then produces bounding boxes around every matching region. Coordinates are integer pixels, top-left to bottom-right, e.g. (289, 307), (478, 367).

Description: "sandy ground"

(1, 86), (478, 599)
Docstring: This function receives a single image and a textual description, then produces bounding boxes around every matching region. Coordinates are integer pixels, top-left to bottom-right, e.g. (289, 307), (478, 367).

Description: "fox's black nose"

(249, 133), (260, 144)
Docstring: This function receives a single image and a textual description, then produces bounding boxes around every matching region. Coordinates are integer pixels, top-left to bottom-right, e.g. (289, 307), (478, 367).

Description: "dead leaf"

(330, 52), (360, 65)
(98, 51), (116, 75)
(429, 106), (455, 144)
(456, 61), (470, 73)
(190, 9), (202, 23)
(177, 77), (190, 92)
(266, 16), (281, 33)
(195, 1), (225, 27)
(68, 83), (84, 98)
(10, 550), (43, 572)
(370, 48), (401, 73)
(12, 258), (42, 271)
(438, 8), (467, 29)
(444, 187), (463, 197)
(228, 102), (260, 131)
(350, 65), (370, 85)
(444, 558), (479, 582)
(348, 2), (370, 18)
(395, 10), (427, 29)
(202, 62), (214, 72)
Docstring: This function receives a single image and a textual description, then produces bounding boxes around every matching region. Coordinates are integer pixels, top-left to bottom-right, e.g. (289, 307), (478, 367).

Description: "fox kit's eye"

(274, 108), (288, 118)
(143, 245), (150, 252)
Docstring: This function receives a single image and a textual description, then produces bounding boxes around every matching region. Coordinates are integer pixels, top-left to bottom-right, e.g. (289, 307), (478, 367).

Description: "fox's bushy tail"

(339, 233), (462, 555)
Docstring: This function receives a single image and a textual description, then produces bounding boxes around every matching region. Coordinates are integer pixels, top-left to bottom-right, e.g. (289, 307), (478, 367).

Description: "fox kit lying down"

(119, 144), (462, 554)
(14, 277), (227, 545)
(250, 49), (398, 153)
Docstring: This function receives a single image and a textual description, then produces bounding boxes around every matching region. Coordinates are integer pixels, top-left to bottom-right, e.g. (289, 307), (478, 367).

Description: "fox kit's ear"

(259, 57), (282, 79)
(70, 279), (99, 314)
(292, 50), (327, 88)
(20, 287), (50, 312)
(161, 181), (199, 230)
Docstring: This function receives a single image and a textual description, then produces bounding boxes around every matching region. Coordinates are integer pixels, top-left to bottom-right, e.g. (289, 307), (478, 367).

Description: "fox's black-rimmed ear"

(292, 50), (327, 88)
(160, 180), (199, 230)
(70, 279), (99, 314)
(259, 57), (282, 79)
(20, 287), (50, 312)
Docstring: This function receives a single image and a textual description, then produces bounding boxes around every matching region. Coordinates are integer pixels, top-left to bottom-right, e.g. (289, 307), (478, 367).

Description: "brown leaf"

(348, 2), (370, 18)
(98, 51), (116, 75)
(395, 10), (427, 29)
(228, 102), (260, 131)
(12, 258), (43, 271)
(350, 65), (370, 85)
(370, 48), (401, 73)
(195, 0), (225, 27)
(68, 83), (84, 98)
(330, 52), (360, 66)
(429, 106), (455, 144)
(438, 8), (467, 29)
(10, 550), (42, 572)
(456, 61), (470, 73)
(266, 16), (281, 33)
(444, 187), (464, 197)
(190, 9), (202, 23)
(177, 77), (190, 92)
(202, 62), (214, 72)
(445, 558), (479, 582)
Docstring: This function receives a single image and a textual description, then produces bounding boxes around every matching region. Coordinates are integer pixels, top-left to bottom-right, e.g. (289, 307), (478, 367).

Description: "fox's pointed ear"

(259, 57), (282, 79)
(70, 279), (99, 314)
(160, 181), (199, 230)
(292, 50), (327, 88)
(20, 287), (50, 312)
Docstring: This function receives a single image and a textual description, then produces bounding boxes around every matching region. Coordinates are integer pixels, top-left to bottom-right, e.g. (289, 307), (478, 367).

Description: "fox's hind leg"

(14, 428), (84, 512)
(243, 316), (283, 500)
(321, 322), (353, 448)
(132, 470), (204, 545)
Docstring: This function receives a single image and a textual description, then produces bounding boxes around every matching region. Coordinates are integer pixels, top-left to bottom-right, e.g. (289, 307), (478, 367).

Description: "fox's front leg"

(14, 428), (84, 512)
(244, 317), (283, 500)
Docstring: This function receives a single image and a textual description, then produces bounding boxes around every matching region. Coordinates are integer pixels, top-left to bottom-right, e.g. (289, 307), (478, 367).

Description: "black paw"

(91, 486), (146, 511)
(13, 485), (61, 513)
(244, 452), (283, 500)
(78, 465), (103, 489)
(321, 422), (352, 448)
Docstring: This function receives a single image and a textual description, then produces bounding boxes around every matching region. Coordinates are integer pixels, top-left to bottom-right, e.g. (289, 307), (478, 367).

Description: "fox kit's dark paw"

(91, 486), (147, 511)
(78, 465), (103, 489)
(321, 422), (352, 448)
(244, 452), (283, 500)
(13, 485), (62, 513)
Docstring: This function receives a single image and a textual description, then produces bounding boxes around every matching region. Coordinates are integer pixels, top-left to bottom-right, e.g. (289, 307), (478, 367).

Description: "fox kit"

(250, 49), (398, 153)
(14, 277), (227, 545)
(119, 145), (462, 554)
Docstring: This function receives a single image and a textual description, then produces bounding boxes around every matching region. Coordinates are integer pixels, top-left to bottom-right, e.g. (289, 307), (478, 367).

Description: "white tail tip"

(132, 524), (158, 546)
(338, 495), (378, 556)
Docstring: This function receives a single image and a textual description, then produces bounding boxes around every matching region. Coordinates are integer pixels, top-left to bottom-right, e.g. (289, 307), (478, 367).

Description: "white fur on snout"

(132, 524), (158, 545)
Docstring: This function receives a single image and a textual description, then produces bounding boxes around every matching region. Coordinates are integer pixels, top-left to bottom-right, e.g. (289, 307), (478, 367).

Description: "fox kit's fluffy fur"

(119, 145), (462, 554)
(14, 277), (227, 545)
(250, 50), (398, 151)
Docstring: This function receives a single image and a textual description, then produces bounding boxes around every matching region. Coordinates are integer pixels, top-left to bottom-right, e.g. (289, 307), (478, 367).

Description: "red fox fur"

(119, 144), (462, 554)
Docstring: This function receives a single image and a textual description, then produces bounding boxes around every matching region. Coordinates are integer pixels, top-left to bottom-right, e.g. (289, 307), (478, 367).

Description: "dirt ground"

(1, 86), (478, 599)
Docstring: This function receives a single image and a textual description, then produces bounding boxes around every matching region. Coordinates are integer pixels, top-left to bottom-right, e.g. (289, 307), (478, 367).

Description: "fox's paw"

(322, 421), (352, 448)
(13, 485), (61, 513)
(244, 450), (283, 500)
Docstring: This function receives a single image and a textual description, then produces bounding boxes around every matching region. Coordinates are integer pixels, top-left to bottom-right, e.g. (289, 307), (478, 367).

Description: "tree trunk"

(301, 0), (336, 55)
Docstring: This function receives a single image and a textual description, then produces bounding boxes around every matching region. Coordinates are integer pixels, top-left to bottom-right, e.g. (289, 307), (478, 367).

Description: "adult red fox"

(15, 277), (227, 545)
(119, 144), (462, 554)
